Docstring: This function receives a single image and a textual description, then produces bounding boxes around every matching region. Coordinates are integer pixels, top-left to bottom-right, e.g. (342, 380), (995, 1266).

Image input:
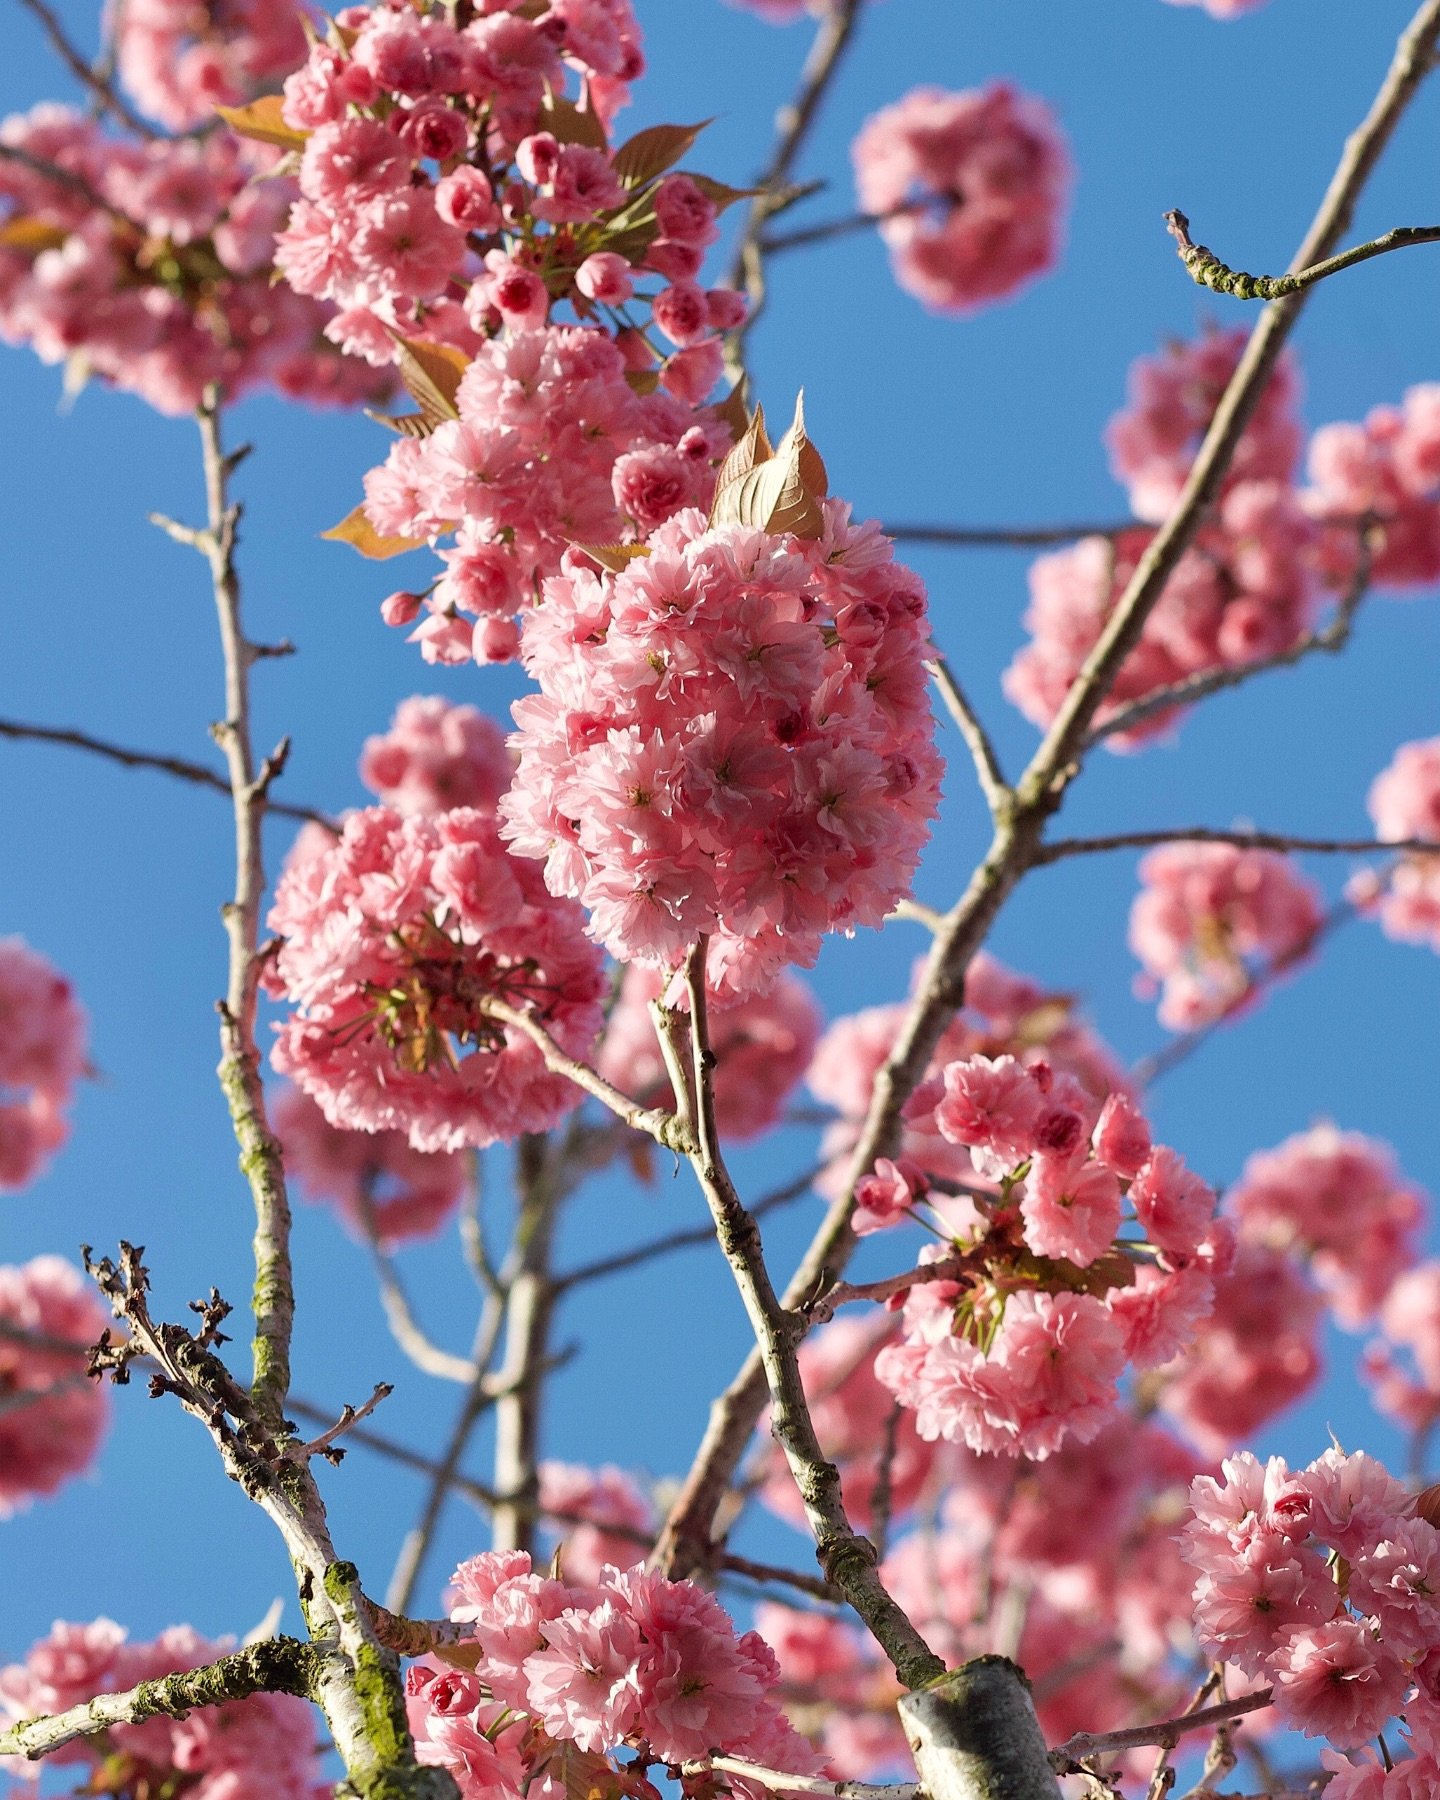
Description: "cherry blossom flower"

(109, 0), (309, 131)
(0, 1257), (109, 1515)
(0, 936), (86, 1191)
(1358, 736), (1440, 951)
(360, 697), (514, 818)
(852, 83), (1068, 314)
(1307, 386), (1440, 593)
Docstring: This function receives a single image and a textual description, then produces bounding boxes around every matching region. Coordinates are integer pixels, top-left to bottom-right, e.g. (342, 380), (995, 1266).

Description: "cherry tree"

(2, 2), (1440, 1800)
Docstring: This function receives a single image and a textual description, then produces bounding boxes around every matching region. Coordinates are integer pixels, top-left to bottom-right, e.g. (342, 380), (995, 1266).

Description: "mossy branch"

(0, 1639), (317, 1761)
(1166, 207), (1440, 300)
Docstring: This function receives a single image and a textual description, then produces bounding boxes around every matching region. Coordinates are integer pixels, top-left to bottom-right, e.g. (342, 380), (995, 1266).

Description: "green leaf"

(321, 505), (425, 560)
(610, 120), (713, 189)
(538, 91), (608, 153)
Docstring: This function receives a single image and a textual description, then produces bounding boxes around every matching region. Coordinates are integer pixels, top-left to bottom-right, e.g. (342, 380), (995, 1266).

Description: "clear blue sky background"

(2, 0), (1439, 1719)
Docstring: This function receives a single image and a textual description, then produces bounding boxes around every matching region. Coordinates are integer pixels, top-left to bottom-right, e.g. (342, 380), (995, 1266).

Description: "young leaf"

(773, 390), (828, 500)
(322, 505), (425, 560)
(610, 121), (713, 189)
(572, 543), (652, 574)
(683, 172), (765, 213)
(390, 334), (469, 426)
(214, 96), (310, 153)
(365, 409), (438, 440)
(708, 404), (773, 522)
(623, 368), (661, 396)
(0, 216), (68, 253)
(715, 380), (751, 444)
(538, 91), (608, 153)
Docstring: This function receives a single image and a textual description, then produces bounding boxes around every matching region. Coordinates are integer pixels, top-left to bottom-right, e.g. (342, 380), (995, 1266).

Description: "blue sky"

(2, 0), (1439, 1724)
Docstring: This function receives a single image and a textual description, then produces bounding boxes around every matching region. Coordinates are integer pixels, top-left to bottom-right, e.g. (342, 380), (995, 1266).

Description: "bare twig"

(358, 1186), (479, 1385)
(0, 718), (333, 828)
(1036, 827), (1440, 865)
(16, 0), (158, 136)
(927, 657), (1010, 817)
(653, 0), (1440, 1587)
(287, 1384), (394, 1463)
(683, 1758), (915, 1800)
(1167, 206), (1440, 300)
(0, 140), (139, 223)
(883, 521), (1136, 549)
(1050, 1690), (1274, 1766)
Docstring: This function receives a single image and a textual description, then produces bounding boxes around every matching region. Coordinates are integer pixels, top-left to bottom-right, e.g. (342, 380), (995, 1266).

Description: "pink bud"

(380, 590), (423, 627)
(516, 131), (561, 187)
(575, 252), (634, 305)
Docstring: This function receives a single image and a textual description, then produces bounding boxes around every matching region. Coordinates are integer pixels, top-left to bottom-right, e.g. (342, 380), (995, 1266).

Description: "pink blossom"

(852, 83), (1068, 314)
(109, 0), (309, 131)
(1128, 842), (1324, 1029)
(1019, 1151), (1121, 1266)
(267, 807), (606, 1152)
(1270, 1617), (1411, 1748)
(854, 1156), (929, 1236)
(538, 1462), (652, 1583)
(0, 936), (86, 1191)
(576, 252), (633, 304)
(1230, 1122), (1423, 1326)
(0, 1257), (109, 1514)
(932, 1053), (1043, 1167)
(523, 1602), (641, 1751)
(1307, 387), (1440, 593)
(1360, 737), (1440, 950)
(360, 696), (514, 818)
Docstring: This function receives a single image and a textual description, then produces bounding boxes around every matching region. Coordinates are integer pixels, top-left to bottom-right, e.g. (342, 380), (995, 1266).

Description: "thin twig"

(0, 718), (334, 828)
(882, 520), (1135, 549)
(683, 1759), (916, 1800)
(286, 1383), (394, 1462)
(1037, 827), (1440, 865)
(1167, 206), (1440, 300)
(0, 140), (139, 223)
(1050, 1689), (1274, 1766)
(927, 656), (1010, 817)
(359, 1184), (479, 1385)
(16, 0), (158, 136)
(553, 1166), (819, 1293)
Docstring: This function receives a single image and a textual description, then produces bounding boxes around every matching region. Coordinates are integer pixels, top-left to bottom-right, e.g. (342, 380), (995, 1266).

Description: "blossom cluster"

(1359, 735), (1440, 952)
(1007, 329), (1317, 747)
(0, 105), (386, 415)
(597, 966), (820, 1140)
(807, 950), (1125, 1202)
(1308, 385), (1440, 593)
(407, 1551), (821, 1799)
(1184, 1449), (1440, 1749)
(0, 1257), (108, 1516)
(360, 694), (515, 817)
(1367, 1262), (1440, 1435)
(0, 1617), (323, 1800)
(267, 806), (606, 1152)
(870, 1054), (1224, 1458)
(0, 937), (87, 1192)
(501, 497), (942, 996)
(266, 0), (759, 662)
(110, 0), (308, 131)
(362, 328), (732, 665)
(1128, 841), (1324, 1029)
(850, 82), (1068, 314)
(536, 1462), (653, 1584)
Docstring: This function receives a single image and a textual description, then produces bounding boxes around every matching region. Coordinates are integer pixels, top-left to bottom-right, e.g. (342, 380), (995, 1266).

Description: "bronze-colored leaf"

(573, 543), (652, 574)
(623, 368), (660, 396)
(610, 120), (712, 189)
(708, 404), (772, 520)
(214, 96), (309, 152)
(683, 172), (764, 213)
(365, 409), (437, 440)
(430, 1641), (483, 1673)
(715, 379), (751, 444)
(321, 505), (425, 560)
(0, 215), (68, 253)
(538, 91), (608, 153)
(1414, 1482), (1440, 1529)
(390, 334), (469, 427)
(774, 390), (828, 500)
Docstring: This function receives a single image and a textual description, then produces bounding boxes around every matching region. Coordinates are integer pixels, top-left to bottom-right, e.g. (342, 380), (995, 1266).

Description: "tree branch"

(683, 1758), (915, 1800)
(0, 1639), (316, 1762)
(0, 717), (334, 828)
(881, 521), (1135, 549)
(1050, 1689), (1274, 1767)
(665, 943), (944, 1690)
